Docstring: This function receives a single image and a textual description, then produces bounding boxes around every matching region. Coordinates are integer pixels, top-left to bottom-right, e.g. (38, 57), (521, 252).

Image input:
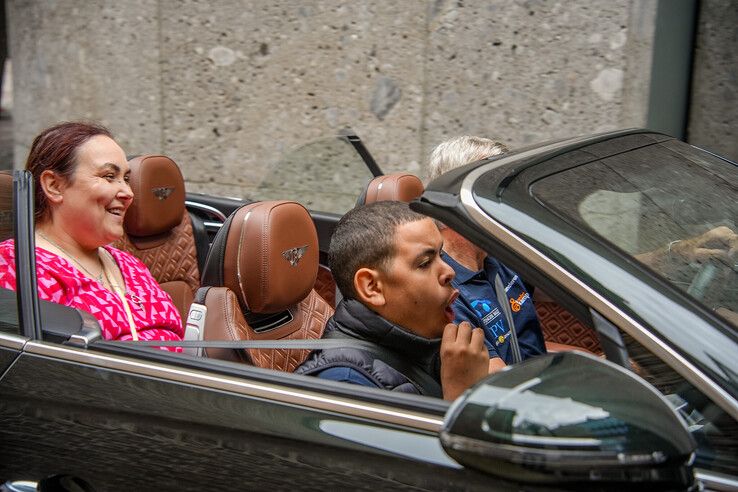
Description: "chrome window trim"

(22, 340), (444, 432)
(696, 471), (738, 491)
(0, 332), (27, 351)
(458, 166), (738, 422)
(203, 221), (223, 230)
(185, 200), (227, 222)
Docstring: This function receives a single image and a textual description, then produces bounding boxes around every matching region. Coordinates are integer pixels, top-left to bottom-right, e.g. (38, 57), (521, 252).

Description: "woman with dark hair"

(0, 121), (183, 349)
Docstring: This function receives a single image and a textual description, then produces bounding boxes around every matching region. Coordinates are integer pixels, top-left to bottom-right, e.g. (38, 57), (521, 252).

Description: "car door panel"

(0, 344), (508, 491)
(0, 344), (21, 376)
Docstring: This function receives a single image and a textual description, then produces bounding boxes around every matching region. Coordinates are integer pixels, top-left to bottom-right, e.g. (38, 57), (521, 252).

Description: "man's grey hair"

(427, 135), (509, 181)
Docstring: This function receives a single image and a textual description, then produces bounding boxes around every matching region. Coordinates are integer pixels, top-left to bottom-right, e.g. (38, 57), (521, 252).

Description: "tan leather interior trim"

(202, 287), (251, 364)
(114, 213), (200, 296)
(223, 201), (319, 313)
(245, 290), (331, 372)
(125, 155), (186, 236)
(363, 172), (424, 205)
(160, 280), (194, 323)
(313, 265), (336, 307)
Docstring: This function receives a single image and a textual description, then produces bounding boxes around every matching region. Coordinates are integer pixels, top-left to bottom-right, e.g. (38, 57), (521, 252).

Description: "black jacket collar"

(328, 298), (442, 378)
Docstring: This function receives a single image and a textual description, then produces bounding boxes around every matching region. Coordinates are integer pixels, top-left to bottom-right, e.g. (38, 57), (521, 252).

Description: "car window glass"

(199, 136), (376, 215)
(0, 170), (20, 335)
(617, 327), (738, 476)
(530, 140), (738, 323)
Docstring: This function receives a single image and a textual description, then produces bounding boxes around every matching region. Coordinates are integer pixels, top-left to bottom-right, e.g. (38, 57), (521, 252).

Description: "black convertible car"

(0, 129), (736, 491)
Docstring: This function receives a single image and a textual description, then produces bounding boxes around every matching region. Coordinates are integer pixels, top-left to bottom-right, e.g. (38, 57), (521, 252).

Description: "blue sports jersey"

(441, 251), (546, 364)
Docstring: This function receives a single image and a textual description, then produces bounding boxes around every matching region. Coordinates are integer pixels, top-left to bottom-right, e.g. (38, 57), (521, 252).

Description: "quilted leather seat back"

(535, 302), (603, 355)
(113, 155), (200, 321)
(200, 200), (332, 372)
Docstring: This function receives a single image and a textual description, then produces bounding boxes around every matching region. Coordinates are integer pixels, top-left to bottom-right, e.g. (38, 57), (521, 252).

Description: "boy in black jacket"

(297, 201), (488, 401)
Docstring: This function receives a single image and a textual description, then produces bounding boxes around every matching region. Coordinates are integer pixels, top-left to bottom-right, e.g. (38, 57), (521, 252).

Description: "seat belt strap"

(102, 339), (386, 350)
(495, 273), (522, 364)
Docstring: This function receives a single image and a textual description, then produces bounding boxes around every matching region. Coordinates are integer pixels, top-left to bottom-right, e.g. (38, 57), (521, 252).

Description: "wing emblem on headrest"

(152, 186), (175, 200)
(282, 245), (308, 267)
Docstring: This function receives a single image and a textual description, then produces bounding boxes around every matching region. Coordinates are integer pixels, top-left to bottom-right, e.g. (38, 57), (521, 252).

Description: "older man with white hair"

(428, 136), (574, 372)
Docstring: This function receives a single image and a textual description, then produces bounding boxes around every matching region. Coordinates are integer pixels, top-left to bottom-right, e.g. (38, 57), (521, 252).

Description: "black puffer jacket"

(296, 298), (442, 396)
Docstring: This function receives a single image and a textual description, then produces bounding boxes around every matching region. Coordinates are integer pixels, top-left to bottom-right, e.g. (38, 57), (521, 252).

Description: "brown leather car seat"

(113, 155), (201, 320)
(198, 200), (333, 372)
(0, 171), (12, 242)
(356, 172), (424, 206)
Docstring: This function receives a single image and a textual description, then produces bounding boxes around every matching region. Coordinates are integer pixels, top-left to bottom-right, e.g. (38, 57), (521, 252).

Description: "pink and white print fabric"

(0, 240), (183, 351)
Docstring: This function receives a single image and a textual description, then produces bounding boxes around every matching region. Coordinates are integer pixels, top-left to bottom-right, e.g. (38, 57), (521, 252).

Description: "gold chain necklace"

(36, 231), (105, 284)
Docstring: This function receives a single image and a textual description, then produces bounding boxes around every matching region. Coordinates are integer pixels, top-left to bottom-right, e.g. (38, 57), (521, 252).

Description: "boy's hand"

(488, 357), (506, 373)
(440, 321), (489, 401)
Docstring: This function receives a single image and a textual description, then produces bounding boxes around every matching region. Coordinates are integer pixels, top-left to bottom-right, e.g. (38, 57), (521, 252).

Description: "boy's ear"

(39, 170), (65, 205)
(353, 267), (386, 308)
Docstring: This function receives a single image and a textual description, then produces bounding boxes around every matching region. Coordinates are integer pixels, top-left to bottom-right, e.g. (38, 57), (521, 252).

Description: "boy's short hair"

(329, 201), (427, 299)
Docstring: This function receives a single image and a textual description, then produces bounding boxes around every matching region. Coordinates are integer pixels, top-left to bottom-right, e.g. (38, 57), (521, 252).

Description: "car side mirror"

(441, 352), (697, 489)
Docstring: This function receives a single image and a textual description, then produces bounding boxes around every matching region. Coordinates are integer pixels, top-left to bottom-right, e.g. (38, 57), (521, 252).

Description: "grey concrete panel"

(422, 0), (643, 177)
(157, 0), (427, 209)
(11, 0), (733, 213)
(7, 0), (161, 167)
(687, 0), (737, 162)
(621, 0), (658, 131)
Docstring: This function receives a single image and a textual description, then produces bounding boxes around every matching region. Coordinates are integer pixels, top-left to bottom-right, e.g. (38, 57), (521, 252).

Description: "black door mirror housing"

(441, 352), (697, 489)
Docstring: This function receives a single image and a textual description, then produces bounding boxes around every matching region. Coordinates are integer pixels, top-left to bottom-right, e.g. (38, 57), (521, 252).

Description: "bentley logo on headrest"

(152, 186), (175, 200)
(282, 245), (308, 267)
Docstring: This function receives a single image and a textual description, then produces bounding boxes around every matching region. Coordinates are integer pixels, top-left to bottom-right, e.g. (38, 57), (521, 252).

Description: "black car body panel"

(1, 348), (504, 491)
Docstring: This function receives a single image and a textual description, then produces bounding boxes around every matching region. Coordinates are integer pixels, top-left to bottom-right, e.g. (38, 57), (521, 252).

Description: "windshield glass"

(528, 139), (738, 323)
(238, 135), (377, 214)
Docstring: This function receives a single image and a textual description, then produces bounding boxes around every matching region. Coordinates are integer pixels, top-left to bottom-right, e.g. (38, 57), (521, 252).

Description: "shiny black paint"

(0, 346), (19, 376)
(0, 351), (506, 491)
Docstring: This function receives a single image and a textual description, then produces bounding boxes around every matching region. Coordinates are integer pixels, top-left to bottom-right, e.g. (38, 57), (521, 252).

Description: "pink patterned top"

(0, 240), (183, 351)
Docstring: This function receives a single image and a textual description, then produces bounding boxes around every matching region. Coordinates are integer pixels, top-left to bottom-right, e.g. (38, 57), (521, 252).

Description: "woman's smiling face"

(55, 135), (133, 248)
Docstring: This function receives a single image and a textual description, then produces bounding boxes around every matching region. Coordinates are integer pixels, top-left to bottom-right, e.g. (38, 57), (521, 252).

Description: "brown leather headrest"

(218, 201), (319, 313)
(358, 172), (424, 205)
(124, 155), (186, 237)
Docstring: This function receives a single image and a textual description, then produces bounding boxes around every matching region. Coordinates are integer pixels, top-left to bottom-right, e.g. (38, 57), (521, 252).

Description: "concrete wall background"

(6, 0), (734, 210)
(687, 0), (737, 160)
